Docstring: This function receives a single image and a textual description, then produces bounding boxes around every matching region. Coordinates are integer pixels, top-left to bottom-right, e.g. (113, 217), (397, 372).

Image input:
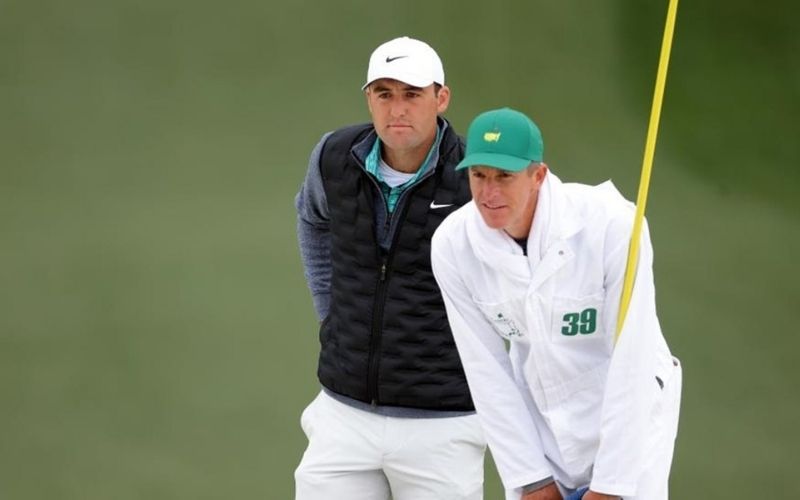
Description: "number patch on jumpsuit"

(561, 308), (597, 335)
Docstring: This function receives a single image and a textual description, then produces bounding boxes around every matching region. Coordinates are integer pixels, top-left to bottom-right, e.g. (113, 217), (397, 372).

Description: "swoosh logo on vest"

(430, 202), (454, 209)
(385, 55), (408, 63)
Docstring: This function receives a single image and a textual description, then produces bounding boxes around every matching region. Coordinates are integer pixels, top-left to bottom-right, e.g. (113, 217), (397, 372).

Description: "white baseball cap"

(362, 36), (445, 90)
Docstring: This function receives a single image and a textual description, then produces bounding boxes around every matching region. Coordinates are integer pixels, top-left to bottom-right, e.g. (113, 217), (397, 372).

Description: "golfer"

(294, 37), (484, 500)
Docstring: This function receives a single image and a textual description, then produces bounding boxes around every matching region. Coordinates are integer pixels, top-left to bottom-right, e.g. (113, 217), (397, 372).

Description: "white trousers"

(295, 391), (487, 500)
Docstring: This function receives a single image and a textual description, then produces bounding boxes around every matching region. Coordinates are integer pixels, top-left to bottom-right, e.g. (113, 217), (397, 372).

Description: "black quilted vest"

(317, 122), (474, 411)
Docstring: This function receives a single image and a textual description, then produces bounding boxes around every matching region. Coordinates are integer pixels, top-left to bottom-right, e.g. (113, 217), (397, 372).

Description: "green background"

(2, 0), (798, 498)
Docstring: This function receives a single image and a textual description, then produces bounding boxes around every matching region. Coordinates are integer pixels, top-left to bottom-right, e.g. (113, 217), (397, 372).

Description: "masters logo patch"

(483, 131), (501, 142)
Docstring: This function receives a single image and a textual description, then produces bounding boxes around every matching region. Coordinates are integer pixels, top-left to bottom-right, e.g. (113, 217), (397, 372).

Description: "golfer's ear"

(436, 85), (451, 114)
(365, 88), (373, 113)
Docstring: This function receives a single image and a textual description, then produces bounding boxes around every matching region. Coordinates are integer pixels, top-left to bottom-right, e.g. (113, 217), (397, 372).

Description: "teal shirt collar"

(365, 124), (442, 182)
(365, 124), (442, 213)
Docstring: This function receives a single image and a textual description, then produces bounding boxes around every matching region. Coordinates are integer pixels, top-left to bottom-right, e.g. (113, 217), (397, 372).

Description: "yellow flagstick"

(615, 0), (679, 343)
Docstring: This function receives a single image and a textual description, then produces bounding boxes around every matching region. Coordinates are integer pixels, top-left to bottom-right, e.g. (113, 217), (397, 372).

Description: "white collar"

(464, 172), (587, 275)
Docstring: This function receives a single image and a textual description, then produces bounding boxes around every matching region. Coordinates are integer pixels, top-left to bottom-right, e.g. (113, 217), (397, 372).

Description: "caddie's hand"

(521, 481), (562, 500)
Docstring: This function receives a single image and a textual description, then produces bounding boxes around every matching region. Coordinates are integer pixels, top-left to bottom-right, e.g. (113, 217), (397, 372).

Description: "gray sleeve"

(295, 132), (334, 321)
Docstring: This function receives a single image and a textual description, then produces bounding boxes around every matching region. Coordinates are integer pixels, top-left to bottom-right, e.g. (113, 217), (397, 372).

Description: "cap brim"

(362, 74), (436, 90)
(456, 152), (534, 172)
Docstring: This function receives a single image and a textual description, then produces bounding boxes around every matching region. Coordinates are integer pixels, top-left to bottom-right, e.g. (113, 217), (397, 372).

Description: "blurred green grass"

(1, 0), (798, 498)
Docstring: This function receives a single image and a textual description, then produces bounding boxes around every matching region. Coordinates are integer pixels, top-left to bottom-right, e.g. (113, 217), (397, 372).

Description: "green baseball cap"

(456, 107), (544, 172)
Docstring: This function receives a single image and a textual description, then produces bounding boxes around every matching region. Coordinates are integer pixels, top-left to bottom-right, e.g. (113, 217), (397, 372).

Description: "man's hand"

(521, 482), (562, 500)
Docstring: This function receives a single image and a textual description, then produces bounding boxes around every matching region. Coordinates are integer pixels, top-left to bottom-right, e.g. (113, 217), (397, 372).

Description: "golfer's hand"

(521, 482), (562, 500)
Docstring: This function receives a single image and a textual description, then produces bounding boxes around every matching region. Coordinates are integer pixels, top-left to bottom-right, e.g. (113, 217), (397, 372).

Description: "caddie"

(431, 107), (682, 500)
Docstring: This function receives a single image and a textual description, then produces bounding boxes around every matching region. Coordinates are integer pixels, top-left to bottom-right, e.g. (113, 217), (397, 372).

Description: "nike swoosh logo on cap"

(430, 202), (454, 209)
(385, 55), (408, 63)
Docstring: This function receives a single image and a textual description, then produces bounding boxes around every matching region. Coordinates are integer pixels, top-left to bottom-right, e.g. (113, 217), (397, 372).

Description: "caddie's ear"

(534, 163), (549, 184)
(436, 85), (451, 114)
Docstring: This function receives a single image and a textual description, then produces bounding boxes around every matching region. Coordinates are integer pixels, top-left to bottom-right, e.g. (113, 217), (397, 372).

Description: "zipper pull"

(380, 263), (387, 281)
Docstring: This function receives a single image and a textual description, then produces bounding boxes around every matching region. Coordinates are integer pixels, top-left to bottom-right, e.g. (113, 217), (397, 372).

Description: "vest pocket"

(318, 314), (332, 344)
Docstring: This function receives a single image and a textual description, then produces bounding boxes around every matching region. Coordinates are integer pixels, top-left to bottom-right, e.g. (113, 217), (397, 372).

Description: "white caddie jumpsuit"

(431, 172), (681, 499)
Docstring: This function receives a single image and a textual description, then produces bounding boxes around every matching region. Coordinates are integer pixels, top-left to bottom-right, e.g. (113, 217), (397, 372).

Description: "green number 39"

(561, 308), (598, 336)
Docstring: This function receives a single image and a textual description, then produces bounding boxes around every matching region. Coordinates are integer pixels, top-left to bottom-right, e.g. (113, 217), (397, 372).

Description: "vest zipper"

(357, 157), (392, 407)
(357, 150), (436, 407)
(368, 256), (389, 405)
